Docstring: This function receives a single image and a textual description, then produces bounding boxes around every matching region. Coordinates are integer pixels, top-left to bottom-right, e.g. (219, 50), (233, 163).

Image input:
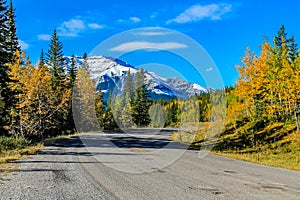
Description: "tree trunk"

(294, 102), (299, 131)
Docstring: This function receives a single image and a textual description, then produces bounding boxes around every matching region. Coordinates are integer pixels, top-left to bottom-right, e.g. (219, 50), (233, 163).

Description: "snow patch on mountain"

(65, 56), (208, 100)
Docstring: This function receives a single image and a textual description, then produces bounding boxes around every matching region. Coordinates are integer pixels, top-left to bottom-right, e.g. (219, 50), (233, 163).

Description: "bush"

(0, 136), (31, 153)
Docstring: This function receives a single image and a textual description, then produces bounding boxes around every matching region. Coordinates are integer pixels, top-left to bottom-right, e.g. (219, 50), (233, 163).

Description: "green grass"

(0, 136), (32, 153)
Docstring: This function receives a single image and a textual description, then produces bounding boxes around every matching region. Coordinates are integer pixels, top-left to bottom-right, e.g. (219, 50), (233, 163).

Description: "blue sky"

(14, 0), (300, 88)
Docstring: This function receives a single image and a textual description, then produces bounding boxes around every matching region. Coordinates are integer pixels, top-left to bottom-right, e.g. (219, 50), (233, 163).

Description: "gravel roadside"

(0, 137), (114, 200)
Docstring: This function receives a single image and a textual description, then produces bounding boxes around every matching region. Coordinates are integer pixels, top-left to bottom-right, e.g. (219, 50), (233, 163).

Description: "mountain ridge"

(65, 55), (208, 100)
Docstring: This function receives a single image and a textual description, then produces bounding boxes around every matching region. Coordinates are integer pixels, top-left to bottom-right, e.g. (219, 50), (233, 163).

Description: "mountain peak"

(65, 55), (208, 100)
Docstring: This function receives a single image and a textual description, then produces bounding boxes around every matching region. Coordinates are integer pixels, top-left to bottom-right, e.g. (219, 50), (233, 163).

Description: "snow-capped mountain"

(65, 56), (208, 100)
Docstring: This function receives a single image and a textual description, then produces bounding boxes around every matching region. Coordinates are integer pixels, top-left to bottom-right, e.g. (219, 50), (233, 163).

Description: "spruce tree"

(0, 0), (8, 66)
(103, 92), (117, 130)
(166, 100), (179, 126)
(95, 91), (105, 128)
(38, 49), (45, 68)
(65, 54), (77, 133)
(82, 52), (90, 73)
(46, 29), (66, 88)
(69, 54), (77, 88)
(120, 94), (132, 128)
(0, 0), (8, 133)
(131, 69), (150, 126)
(123, 69), (134, 100)
(274, 25), (298, 63)
(5, 1), (19, 62)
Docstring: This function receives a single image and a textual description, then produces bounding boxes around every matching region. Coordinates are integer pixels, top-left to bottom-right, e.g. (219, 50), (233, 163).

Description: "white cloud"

(58, 19), (85, 37)
(110, 42), (187, 52)
(116, 19), (124, 23)
(137, 31), (170, 36)
(37, 34), (51, 41)
(88, 23), (104, 29)
(129, 17), (141, 23)
(167, 3), (232, 24)
(150, 12), (158, 19)
(117, 17), (141, 24)
(206, 67), (213, 72)
(19, 40), (29, 50)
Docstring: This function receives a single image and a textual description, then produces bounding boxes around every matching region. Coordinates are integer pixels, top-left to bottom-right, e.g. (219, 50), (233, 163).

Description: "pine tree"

(0, 0), (8, 66)
(0, 0), (8, 133)
(82, 52), (90, 73)
(131, 69), (150, 126)
(95, 91), (105, 128)
(38, 49), (45, 68)
(5, 0), (19, 62)
(120, 94), (133, 128)
(69, 54), (77, 88)
(103, 92), (118, 130)
(123, 69), (134, 99)
(166, 100), (179, 126)
(149, 104), (166, 128)
(111, 95), (122, 127)
(274, 25), (298, 63)
(0, 85), (5, 119)
(46, 29), (66, 89)
(45, 30), (73, 134)
(64, 54), (77, 134)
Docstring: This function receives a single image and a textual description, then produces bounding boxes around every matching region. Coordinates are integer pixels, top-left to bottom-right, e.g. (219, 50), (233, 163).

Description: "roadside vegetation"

(171, 26), (300, 171)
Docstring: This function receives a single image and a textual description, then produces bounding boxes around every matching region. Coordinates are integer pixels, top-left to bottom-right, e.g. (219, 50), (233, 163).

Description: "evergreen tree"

(0, 0), (8, 133)
(5, 0), (19, 62)
(64, 54), (77, 134)
(166, 100), (179, 126)
(123, 69), (134, 100)
(0, 0), (8, 66)
(111, 95), (122, 127)
(95, 90), (105, 128)
(149, 104), (166, 128)
(0, 85), (5, 119)
(131, 69), (150, 126)
(45, 30), (73, 134)
(103, 92), (118, 130)
(38, 49), (45, 68)
(274, 25), (298, 63)
(46, 29), (66, 88)
(82, 52), (90, 73)
(69, 54), (77, 88)
(120, 94), (133, 128)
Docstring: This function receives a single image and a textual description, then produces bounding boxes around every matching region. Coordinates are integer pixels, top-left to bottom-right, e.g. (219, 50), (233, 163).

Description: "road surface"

(1, 129), (300, 200)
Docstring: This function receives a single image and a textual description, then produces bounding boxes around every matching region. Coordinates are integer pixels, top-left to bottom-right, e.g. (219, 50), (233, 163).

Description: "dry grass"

(0, 133), (82, 180)
(212, 149), (300, 171)
(0, 144), (43, 164)
(43, 133), (81, 146)
(211, 132), (300, 171)
(0, 144), (43, 179)
(170, 122), (300, 171)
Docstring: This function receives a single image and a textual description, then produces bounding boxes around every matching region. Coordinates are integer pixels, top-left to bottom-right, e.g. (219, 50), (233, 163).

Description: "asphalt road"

(1, 129), (300, 200)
